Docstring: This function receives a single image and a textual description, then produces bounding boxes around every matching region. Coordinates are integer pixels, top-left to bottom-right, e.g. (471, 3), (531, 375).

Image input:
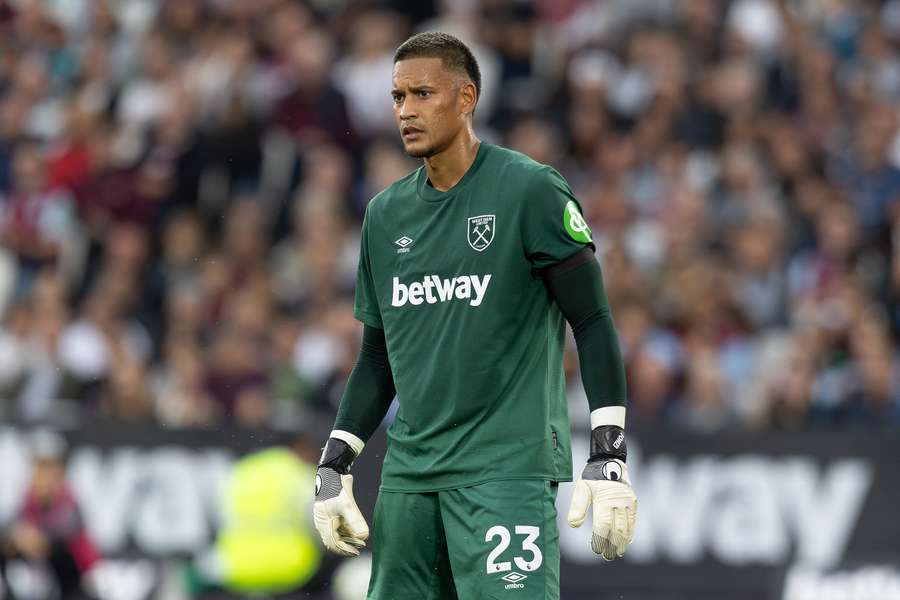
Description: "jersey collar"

(416, 142), (490, 203)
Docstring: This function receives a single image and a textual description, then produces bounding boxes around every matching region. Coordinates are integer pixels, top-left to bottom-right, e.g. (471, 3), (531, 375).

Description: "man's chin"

(402, 141), (434, 159)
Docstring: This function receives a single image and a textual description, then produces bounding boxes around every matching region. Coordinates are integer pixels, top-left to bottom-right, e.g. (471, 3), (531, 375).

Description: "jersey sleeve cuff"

(590, 406), (626, 429)
(330, 429), (365, 456)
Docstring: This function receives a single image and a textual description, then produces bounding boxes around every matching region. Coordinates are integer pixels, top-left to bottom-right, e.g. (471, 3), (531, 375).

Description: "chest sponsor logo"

(391, 274), (492, 307)
(468, 214), (495, 251)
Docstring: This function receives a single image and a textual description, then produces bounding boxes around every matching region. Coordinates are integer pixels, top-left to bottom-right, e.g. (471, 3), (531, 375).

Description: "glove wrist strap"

(589, 425), (627, 463)
(318, 438), (357, 474)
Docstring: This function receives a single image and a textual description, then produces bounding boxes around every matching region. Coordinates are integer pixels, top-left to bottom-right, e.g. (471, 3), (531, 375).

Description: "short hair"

(394, 32), (481, 102)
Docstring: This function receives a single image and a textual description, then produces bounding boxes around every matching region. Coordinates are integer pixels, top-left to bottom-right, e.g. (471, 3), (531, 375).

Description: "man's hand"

(567, 458), (637, 560)
(314, 467), (369, 556)
(313, 436), (369, 556)
(11, 522), (49, 561)
(566, 424), (637, 560)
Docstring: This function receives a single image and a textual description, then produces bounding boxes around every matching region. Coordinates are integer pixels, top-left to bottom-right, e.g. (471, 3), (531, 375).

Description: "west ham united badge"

(467, 214), (495, 251)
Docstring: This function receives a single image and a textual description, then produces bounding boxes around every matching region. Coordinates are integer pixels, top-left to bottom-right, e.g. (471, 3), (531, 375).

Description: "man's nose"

(398, 98), (416, 120)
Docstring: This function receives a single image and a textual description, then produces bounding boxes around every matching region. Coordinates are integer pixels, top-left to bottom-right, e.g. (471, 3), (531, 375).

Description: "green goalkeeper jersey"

(353, 142), (594, 492)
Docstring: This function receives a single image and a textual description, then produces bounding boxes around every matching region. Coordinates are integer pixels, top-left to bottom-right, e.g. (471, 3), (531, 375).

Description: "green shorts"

(366, 479), (560, 600)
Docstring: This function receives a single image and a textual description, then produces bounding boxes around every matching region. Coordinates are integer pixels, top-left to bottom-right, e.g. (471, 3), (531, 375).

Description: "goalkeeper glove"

(567, 424), (637, 560)
(314, 435), (369, 556)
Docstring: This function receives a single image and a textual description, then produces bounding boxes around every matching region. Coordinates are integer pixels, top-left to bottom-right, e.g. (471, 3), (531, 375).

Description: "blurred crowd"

(0, 0), (899, 434)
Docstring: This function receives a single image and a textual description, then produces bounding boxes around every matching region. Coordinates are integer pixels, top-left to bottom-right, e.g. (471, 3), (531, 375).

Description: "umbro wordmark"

(391, 274), (492, 307)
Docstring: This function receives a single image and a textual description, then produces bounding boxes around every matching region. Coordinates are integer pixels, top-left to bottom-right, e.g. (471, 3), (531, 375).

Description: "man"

(313, 32), (636, 599)
(0, 430), (99, 600)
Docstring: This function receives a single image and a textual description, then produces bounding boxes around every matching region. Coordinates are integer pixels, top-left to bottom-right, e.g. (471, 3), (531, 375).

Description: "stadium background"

(1, 0), (900, 598)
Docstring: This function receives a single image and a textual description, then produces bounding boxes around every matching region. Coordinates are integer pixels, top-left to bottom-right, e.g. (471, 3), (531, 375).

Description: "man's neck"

(423, 131), (481, 192)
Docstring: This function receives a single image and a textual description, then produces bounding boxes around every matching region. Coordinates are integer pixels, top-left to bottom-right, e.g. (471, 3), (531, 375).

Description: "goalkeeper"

(314, 31), (636, 600)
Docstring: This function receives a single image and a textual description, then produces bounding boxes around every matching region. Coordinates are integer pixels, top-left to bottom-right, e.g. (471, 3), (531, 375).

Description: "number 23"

(485, 525), (542, 574)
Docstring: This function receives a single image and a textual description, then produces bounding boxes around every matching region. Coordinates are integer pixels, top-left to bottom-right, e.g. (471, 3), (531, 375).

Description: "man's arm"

(541, 246), (637, 560)
(332, 324), (396, 443)
(541, 246), (626, 415)
(314, 324), (395, 556)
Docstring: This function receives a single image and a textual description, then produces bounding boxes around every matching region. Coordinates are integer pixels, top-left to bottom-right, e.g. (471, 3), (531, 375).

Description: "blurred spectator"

(293, 299), (359, 413)
(0, 301), (30, 417)
(333, 11), (404, 139)
(204, 325), (267, 422)
(0, 430), (99, 600)
(57, 271), (152, 406)
(153, 332), (218, 428)
(0, 141), (76, 297)
(191, 435), (322, 598)
(267, 314), (311, 427)
(506, 115), (563, 167)
(672, 335), (739, 432)
(273, 28), (358, 155)
(117, 29), (175, 135)
(832, 103), (900, 237)
(8, 271), (76, 423)
(847, 311), (900, 423)
(355, 138), (417, 214)
(270, 184), (357, 311)
(728, 214), (788, 329)
(753, 330), (818, 429)
(99, 356), (155, 423)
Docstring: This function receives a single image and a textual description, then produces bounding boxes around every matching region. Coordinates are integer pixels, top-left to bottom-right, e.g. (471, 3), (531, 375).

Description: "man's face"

(392, 57), (470, 158)
(31, 460), (64, 502)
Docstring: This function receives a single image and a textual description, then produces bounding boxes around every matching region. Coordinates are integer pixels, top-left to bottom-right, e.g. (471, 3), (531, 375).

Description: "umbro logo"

(395, 236), (413, 254)
(501, 571), (527, 589)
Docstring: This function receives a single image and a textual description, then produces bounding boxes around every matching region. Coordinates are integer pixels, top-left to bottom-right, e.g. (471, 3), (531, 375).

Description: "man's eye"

(418, 91), (430, 98)
(392, 94), (403, 103)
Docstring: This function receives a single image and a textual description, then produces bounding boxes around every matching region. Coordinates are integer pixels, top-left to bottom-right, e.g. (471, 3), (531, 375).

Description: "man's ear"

(460, 81), (477, 116)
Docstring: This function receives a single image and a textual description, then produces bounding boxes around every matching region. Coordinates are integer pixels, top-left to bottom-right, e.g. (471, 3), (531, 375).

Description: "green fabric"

(544, 255), (627, 409)
(353, 142), (592, 492)
(367, 492), (458, 600)
(215, 448), (320, 593)
(334, 324), (396, 442)
(367, 480), (560, 600)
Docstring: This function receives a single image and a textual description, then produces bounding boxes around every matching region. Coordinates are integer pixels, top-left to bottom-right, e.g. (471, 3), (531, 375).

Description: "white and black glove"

(314, 437), (369, 556)
(567, 425), (637, 560)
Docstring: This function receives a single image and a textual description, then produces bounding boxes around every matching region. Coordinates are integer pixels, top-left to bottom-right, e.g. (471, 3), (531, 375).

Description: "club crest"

(468, 214), (495, 251)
